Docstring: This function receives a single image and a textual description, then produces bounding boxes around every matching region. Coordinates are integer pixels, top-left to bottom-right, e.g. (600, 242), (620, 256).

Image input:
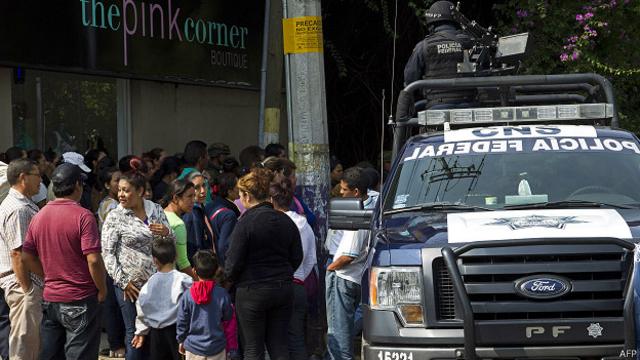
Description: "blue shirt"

(176, 285), (233, 356)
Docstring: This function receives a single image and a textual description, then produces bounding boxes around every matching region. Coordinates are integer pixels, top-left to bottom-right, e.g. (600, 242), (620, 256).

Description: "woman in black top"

(225, 168), (303, 360)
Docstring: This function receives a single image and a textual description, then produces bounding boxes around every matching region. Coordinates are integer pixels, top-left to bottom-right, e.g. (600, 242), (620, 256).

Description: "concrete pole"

(283, 1), (329, 354)
(283, 0), (330, 238)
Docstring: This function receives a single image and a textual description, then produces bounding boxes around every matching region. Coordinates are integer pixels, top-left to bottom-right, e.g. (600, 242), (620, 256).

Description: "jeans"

(236, 281), (293, 360)
(325, 271), (360, 360)
(40, 296), (102, 360)
(149, 324), (180, 360)
(288, 283), (307, 360)
(103, 275), (125, 350)
(114, 286), (149, 360)
(354, 305), (363, 336)
(0, 288), (9, 360)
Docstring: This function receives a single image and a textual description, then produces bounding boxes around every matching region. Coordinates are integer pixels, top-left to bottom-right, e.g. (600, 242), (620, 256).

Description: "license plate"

(377, 351), (414, 360)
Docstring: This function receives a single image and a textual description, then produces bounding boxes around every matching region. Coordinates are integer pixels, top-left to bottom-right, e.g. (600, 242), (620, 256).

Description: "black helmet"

(425, 1), (455, 25)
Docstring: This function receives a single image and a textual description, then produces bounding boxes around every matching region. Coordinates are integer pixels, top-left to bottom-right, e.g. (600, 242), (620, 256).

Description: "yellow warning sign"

(283, 16), (323, 54)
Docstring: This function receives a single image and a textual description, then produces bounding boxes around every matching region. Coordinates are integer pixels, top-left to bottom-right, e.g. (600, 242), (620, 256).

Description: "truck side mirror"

(328, 198), (374, 230)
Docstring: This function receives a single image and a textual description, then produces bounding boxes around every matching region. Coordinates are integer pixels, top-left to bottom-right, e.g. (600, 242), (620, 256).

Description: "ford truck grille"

(433, 245), (632, 321)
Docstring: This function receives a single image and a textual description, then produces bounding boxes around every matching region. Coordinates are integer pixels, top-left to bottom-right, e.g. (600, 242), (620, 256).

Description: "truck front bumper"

(362, 342), (626, 360)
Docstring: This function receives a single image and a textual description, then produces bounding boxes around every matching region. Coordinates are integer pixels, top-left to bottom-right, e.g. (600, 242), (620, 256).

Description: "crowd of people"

(0, 140), (383, 360)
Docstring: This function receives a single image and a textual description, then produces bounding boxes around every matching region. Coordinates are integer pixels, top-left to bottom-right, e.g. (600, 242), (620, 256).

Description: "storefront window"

(12, 70), (117, 159)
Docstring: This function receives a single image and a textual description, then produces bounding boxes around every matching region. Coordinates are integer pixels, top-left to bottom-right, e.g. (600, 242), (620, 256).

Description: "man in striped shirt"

(0, 158), (44, 360)
(0, 159), (8, 360)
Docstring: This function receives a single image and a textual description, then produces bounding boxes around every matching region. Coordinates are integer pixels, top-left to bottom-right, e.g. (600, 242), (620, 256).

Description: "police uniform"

(403, 1), (476, 108)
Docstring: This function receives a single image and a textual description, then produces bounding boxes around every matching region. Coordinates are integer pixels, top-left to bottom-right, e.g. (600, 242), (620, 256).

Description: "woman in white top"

(269, 176), (316, 360)
(102, 158), (173, 360)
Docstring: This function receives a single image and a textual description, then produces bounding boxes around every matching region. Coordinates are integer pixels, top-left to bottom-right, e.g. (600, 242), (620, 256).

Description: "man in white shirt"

(0, 160), (8, 360)
(326, 167), (375, 360)
(0, 159), (43, 360)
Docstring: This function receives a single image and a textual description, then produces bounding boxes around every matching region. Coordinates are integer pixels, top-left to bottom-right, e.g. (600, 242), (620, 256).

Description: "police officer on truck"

(403, 1), (476, 109)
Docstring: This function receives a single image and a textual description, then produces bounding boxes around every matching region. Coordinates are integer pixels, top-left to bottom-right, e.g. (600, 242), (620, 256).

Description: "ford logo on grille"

(514, 275), (572, 299)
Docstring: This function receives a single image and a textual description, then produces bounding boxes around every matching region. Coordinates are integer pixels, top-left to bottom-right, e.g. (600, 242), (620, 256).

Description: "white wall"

(0, 68), (13, 150)
(130, 80), (287, 159)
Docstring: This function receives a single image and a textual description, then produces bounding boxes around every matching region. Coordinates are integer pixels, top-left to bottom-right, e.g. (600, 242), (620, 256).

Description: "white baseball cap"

(31, 183), (47, 204)
(62, 152), (91, 173)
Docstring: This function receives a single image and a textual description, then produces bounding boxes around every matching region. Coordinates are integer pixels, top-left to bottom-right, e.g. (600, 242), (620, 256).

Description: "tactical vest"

(421, 30), (476, 106)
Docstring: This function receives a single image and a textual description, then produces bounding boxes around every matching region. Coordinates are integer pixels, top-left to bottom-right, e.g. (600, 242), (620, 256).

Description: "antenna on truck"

(388, 0), (399, 126)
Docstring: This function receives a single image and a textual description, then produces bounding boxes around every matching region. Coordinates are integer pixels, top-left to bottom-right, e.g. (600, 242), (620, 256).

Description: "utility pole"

(282, 0), (330, 235)
(282, 0), (330, 354)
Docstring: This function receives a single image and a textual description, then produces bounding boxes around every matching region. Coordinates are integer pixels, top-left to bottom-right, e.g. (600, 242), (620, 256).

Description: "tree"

(495, 0), (640, 131)
(323, 1), (640, 167)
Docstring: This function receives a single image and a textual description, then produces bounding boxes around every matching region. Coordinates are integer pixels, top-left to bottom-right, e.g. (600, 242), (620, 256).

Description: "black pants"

(236, 281), (293, 360)
(288, 283), (307, 360)
(0, 288), (9, 360)
(40, 296), (102, 360)
(149, 324), (180, 360)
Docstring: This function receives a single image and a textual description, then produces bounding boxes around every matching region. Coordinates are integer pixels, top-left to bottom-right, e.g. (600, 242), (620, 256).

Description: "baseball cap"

(62, 152), (92, 173)
(208, 143), (231, 157)
(31, 183), (47, 204)
(51, 163), (87, 189)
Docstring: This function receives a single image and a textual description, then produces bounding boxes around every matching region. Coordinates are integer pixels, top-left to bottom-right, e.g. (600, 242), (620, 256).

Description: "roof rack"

(392, 73), (617, 159)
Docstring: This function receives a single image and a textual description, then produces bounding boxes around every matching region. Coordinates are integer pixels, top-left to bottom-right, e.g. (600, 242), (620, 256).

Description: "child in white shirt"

(132, 237), (193, 360)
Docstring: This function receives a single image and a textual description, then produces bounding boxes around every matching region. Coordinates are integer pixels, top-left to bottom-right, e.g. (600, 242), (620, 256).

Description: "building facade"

(0, 0), (285, 158)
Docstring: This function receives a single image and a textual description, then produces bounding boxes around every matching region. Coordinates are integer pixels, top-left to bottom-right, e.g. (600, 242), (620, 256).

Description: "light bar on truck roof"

(417, 103), (614, 126)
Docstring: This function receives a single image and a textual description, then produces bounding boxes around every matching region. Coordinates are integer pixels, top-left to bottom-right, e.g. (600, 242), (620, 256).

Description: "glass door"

(12, 70), (118, 159)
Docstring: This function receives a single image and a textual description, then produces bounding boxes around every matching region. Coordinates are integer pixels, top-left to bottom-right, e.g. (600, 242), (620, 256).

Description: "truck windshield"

(384, 139), (640, 211)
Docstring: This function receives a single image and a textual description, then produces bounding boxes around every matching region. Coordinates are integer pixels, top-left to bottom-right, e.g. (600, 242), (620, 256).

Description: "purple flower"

(571, 51), (580, 60)
(576, 14), (584, 21)
(560, 53), (569, 62)
(584, 12), (594, 19)
(610, 0), (618, 6)
(569, 35), (578, 43)
(516, 9), (529, 18)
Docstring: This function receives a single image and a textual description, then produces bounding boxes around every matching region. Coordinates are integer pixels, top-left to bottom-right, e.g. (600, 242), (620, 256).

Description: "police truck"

(329, 73), (640, 360)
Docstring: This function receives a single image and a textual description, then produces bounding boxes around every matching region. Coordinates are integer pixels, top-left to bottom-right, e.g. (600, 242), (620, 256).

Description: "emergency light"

(418, 103), (614, 126)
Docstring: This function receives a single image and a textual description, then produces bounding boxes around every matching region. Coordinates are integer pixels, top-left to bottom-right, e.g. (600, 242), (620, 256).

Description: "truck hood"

(383, 208), (640, 246)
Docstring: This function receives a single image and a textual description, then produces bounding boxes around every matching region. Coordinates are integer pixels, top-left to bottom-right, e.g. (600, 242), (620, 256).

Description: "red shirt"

(23, 199), (101, 302)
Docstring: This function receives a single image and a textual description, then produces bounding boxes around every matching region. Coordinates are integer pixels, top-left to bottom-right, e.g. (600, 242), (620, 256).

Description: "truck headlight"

(370, 267), (424, 326)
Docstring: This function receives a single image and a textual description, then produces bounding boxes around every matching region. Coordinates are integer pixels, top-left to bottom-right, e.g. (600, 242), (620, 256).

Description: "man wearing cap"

(0, 158), (44, 360)
(47, 152), (92, 210)
(206, 142), (231, 184)
(403, 1), (476, 109)
(22, 163), (107, 359)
